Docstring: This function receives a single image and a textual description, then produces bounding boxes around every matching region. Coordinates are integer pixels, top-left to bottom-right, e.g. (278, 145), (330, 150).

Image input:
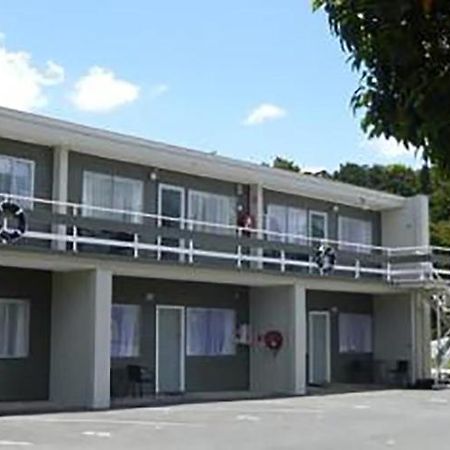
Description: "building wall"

(68, 151), (249, 216)
(306, 290), (374, 383)
(112, 277), (249, 395)
(264, 189), (382, 244)
(0, 267), (51, 401)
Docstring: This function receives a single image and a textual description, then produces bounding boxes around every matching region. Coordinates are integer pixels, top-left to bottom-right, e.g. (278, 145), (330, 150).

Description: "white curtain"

(0, 156), (34, 209)
(110, 304), (141, 357)
(0, 300), (29, 358)
(82, 171), (143, 223)
(186, 308), (236, 356)
(339, 313), (373, 353)
(266, 204), (287, 241)
(338, 216), (373, 253)
(188, 191), (236, 234)
(287, 207), (307, 244)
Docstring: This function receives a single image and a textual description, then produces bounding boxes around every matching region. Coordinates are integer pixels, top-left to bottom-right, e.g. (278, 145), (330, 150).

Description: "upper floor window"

(338, 216), (373, 253)
(266, 204), (307, 244)
(0, 155), (35, 209)
(0, 299), (30, 359)
(188, 190), (236, 235)
(309, 211), (328, 241)
(82, 171), (144, 223)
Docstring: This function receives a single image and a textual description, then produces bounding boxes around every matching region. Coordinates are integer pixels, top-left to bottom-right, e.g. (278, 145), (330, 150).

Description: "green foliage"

(313, 0), (450, 172)
(272, 157), (301, 173)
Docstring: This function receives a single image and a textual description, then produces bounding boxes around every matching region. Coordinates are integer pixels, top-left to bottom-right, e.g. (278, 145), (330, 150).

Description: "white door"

(157, 184), (185, 261)
(308, 311), (331, 385)
(156, 305), (185, 393)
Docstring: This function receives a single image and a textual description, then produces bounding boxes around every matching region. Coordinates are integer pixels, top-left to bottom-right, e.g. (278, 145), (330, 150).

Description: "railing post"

(355, 259), (361, 279)
(189, 239), (194, 264)
(72, 205), (78, 253)
(386, 249), (392, 282)
(133, 233), (139, 259)
(281, 250), (286, 273)
(156, 235), (162, 261)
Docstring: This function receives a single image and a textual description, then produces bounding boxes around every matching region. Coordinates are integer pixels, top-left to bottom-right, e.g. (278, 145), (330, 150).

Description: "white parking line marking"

(236, 415), (260, 422)
(0, 441), (33, 446)
(82, 431), (111, 438)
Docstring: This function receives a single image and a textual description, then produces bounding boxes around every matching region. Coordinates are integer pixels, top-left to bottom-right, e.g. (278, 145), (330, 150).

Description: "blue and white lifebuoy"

(0, 201), (27, 243)
(314, 244), (336, 274)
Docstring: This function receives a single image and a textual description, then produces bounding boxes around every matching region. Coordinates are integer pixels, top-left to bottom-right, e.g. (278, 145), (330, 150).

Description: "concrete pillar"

(50, 269), (112, 409)
(412, 292), (432, 380)
(381, 195), (429, 248)
(249, 184), (264, 269)
(51, 146), (69, 251)
(249, 283), (306, 394)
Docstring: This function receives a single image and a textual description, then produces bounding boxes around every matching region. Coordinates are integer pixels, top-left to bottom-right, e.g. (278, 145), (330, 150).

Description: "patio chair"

(127, 365), (154, 397)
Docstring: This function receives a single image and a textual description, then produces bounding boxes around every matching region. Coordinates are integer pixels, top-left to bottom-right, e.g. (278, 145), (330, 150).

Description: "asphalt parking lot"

(0, 389), (449, 449)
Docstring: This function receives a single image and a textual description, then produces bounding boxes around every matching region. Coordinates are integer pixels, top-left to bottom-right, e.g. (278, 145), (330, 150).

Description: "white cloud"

(243, 103), (287, 126)
(70, 66), (139, 112)
(0, 38), (64, 111)
(363, 137), (410, 158)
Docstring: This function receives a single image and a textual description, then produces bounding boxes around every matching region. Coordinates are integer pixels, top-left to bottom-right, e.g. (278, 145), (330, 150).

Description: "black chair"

(389, 360), (409, 387)
(126, 365), (154, 397)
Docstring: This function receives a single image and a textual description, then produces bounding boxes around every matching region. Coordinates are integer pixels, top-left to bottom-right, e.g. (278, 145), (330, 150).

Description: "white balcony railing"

(0, 192), (447, 284)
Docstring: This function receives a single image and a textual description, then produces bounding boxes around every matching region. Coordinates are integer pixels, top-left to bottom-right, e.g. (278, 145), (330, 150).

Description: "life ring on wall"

(314, 244), (336, 274)
(237, 212), (255, 236)
(263, 330), (284, 352)
(0, 201), (27, 243)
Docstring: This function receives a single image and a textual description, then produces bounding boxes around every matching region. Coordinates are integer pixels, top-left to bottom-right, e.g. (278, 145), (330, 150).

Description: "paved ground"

(0, 389), (449, 449)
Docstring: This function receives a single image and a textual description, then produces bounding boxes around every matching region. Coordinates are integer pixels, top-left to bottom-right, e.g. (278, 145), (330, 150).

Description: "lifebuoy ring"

(0, 201), (27, 243)
(314, 244), (336, 274)
(237, 212), (255, 237)
(264, 330), (284, 352)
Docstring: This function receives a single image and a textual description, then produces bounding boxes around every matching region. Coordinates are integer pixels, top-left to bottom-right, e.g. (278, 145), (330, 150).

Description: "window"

(82, 171), (143, 223)
(266, 204), (307, 243)
(309, 211), (328, 241)
(0, 156), (34, 209)
(186, 307), (236, 356)
(111, 304), (141, 358)
(188, 190), (236, 235)
(339, 313), (373, 353)
(0, 299), (30, 358)
(338, 216), (373, 253)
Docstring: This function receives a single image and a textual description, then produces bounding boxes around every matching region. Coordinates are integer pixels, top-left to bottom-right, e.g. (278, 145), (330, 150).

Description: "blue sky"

(0, 0), (419, 172)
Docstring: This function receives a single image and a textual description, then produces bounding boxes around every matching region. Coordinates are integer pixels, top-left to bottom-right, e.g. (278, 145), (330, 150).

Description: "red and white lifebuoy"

(263, 330), (284, 352)
(237, 212), (255, 237)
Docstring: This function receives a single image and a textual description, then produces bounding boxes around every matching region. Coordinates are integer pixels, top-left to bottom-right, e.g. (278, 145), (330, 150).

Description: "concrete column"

(51, 146), (69, 251)
(412, 292), (432, 380)
(50, 269), (112, 409)
(381, 195), (429, 248)
(249, 283), (306, 394)
(249, 184), (264, 269)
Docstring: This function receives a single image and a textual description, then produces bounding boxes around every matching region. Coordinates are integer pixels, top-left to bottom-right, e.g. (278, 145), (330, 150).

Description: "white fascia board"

(0, 106), (405, 211)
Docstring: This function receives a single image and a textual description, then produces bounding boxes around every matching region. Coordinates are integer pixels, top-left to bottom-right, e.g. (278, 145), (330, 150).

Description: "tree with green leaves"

(313, 0), (450, 171)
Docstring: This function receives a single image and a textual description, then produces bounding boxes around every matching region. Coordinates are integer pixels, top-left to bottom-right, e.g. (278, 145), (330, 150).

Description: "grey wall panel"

(0, 267), (51, 401)
(112, 277), (249, 395)
(306, 290), (374, 383)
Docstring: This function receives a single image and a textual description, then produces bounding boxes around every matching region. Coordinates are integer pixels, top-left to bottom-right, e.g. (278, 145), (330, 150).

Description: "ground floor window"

(111, 304), (141, 357)
(186, 307), (236, 356)
(0, 299), (30, 358)
(339, 313), (373, 353)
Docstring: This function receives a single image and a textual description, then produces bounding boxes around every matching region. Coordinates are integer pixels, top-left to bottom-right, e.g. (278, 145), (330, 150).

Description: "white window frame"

(0, 155), (35, 209)
(81, 171), (144, 223)
(266, 204), (308, 243)
(0, 298), (30, 359)
(157, 183), (186, 229)
(187, 189), (237, 235)
(308, 210), (328, 241)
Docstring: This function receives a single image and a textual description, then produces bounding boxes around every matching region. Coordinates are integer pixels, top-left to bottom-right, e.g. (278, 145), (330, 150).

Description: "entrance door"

(308, 311), (331, 385)
(157, 184), (185, 261)
(156, 305), (185, 393)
